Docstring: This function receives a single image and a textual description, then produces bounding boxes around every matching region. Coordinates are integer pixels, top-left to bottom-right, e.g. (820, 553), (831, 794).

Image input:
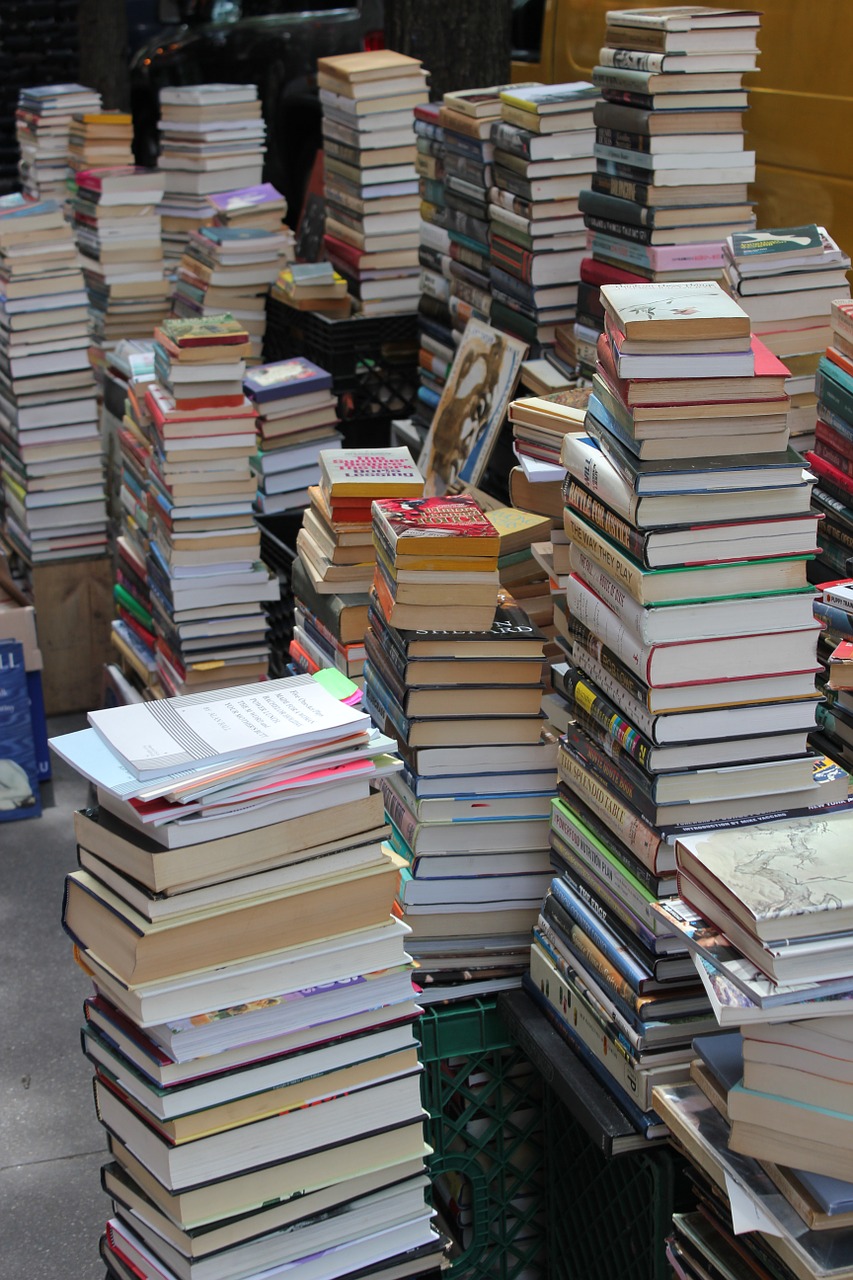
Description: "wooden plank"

(31, 556), (113, 715)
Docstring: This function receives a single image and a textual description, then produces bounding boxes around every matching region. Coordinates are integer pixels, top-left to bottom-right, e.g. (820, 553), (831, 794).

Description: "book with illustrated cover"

(156, 315), (249, 348)
(499, 82), (598, 115)
(371, 495), (500, 557)
(0, 639), (41, 822)
(207, 182), (285, 215)
(728, 223), (824, 260)
(320, 448), (424, 498)
(605, 7), (761, 30)
(443, 83), (540, 119)
(244, 358), (332, 404)
(599, 280), (750, 340)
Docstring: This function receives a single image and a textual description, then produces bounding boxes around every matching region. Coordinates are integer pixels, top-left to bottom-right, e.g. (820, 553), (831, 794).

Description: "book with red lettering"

(371, 495), (500, 558)
(319, 448), (424, 499)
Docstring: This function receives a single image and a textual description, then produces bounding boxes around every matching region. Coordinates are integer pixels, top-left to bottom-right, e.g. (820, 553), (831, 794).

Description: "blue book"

(549, 875), (654, 991)
(0, 640), (41, 821)
(244, 358), (332, 406)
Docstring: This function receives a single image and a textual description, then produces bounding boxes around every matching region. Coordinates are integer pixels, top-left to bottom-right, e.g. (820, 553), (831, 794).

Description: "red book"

(580, 256), (646, 288)
(371, 495), (500, 557)
(806, 450), (853, 499)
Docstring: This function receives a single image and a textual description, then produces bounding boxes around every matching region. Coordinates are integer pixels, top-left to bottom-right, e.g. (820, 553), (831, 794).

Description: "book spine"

(814, 600), (853, 639)
(560, 664), (655, 768)
(560, 435), (637, 523)
(817, 365), (853, 424)
(596, 127), (654, 155)
(591, 172), (656, 206)
(363, 661), (411, 744)
(535, 919), (647, 1044)
(584, 214), (655, 244)
(490, 121), (533, 161)
(562, 724), (658, 821)
(567, 479), (647, 562)
(557, 743), (662, 870)
(567, 512), (651, 603)
(816, 420), (853, 465)
(599, 48), (666, 73)
(821, 515), (853, 555)
(813, 484), (853, 525)
(556, 784), (668, 901)
(548, 876), (654, 991)
(490, 235), (535, 282)
(565, 567), (652, 669)
(817, 404), (853, 447)
(550, 801), (659, 931)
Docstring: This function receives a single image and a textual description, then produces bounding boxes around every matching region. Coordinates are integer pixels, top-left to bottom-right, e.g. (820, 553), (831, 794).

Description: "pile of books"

(293, 447), (424, 622)
(813, 578), (853, 772)
(172, 220), (291, 362)
(71, 167), (169, 371)
(807, 300), (853, 580)
(414, 101), (452, 434)
(67, 110), (134, 177)
(543, 279), (852, 1137)
(651, 806), (853, 1278)
(144, 314), (280, 695)
(244, 357), (342, 516)
(576, 6), (760, 376)
(157, 85), (266, 264)
(208, 179), (290, 237)
(723, 224), (851, 452)
(363, 493), (556, 999)
(16, 83), (101, 199)
(489, 81), (597, 356)
(271, 261), (351, 318)
(318, 49), (427, 316)
(0, 194), (107, 564)
(52, 676), (444, 1280)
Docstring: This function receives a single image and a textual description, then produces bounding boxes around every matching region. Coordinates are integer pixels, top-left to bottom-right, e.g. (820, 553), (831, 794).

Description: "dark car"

(130, 0), (384, 224)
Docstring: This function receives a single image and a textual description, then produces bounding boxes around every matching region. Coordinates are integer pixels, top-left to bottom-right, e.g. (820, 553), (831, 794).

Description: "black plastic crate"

(256, 512), (302, 679)
(264, 297), (418, 388)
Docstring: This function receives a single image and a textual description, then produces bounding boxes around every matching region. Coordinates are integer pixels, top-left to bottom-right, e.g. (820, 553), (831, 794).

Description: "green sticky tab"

(311, 667), (359, 702)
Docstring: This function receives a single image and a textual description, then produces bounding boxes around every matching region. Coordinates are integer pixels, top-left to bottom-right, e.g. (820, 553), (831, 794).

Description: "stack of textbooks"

(489, 81), (598, 356)
(413, 100), (451, 433)
(540, 279), (853, 1136)
(723, 224), (851, 452)
(157, 85), (266, 264)
(650, 809), (853, 1280)
(16, 83), (101, 200)
(807, 300), (853, 580)
(67, 110), (134, 177)
(271, 261), (351, 318)
(318, 50), (428, 316)
(813, 578), (853, 772)
(144, 314), (280, 695)
(52, 677), (444, 1280)
(577, 6), (761, 375)
(363, 494), (556, 998)
(293, 447), (425, 613)
(244, 358), (342, 516)
(71, 167), (169, 372)
(0, 194), (107, 564)
(172, 222), (291, 363)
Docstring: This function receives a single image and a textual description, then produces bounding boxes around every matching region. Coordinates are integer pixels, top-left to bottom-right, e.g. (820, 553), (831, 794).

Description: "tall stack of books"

(145, 315), (279, 695)
(319, 50), (428, 316)
(16, 83), (101, 200)
(489, 81), (597, 356)
(171, 222), (291, 363)
(414, 101), (452, 433)
(0, 195), (107, 564)
(363, 494), (556, 999)
(244, 357), (342, 516)
(53, 677), (444, 1280)
(71, 167), (169, 375)
(157, 86), (266, 265)
(722, 224), (851, 453)
(292, 447), (425, 627)
(651, 809), (853, 1278)
(538, 279), (851, 1136)
(807, 300), (853, 581)
(67, 110), (134, 178)
(577, 6), (760, 376)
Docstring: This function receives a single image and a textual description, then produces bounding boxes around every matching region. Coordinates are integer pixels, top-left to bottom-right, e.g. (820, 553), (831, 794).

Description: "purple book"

(244, 357), (333, 404)
(208, 182), (285, 215)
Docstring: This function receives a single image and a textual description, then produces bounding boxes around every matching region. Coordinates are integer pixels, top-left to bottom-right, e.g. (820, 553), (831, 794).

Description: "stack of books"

(576, 6), (761, 377)
(208, 180), (290, 236)
(413, 100), (452, 433)
(157, 85), (266, 264)
(489, 81), (598, 356)
(539, 279), (853, 1137)
(16, 83), (101, 199)
(244, 358), (342, 516)
(807, 300), (853, 580)
(293, 447), (425, 615)
(71, 167), (169, 373)
(67, 110), (134, 177)
(0, 194), (107, 564)
(52, 677), (444, 1280)
(271, 261), (351, 318)
(813, 578), (853, 772)
(723, 224), (851, 452)
(318, 49), (428, 316)
(144, 314), (280, 695)
(362, 494), (556, 998)
(172, 222), (291, 362)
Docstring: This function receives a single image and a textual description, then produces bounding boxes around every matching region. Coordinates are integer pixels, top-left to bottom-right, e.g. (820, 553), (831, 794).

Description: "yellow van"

(511, 0), (853, 257)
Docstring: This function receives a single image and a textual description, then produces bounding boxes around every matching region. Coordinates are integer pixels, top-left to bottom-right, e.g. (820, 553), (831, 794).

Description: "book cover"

(207, 182), (285, 214)
(371, 495), (499, 556)
(244, 358), (333, 404)
(157, 315), (249, 348)
(729, 224), (823, 258)
(320, 448), (424, 498)
(600, 280), (750, 340)
(500, 81), (598, 112)
(0, 639), (41, 821)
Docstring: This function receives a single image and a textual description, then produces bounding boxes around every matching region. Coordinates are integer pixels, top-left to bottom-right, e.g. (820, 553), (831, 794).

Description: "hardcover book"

(0, 639), (41, 822)
(244, 358), (333, 404)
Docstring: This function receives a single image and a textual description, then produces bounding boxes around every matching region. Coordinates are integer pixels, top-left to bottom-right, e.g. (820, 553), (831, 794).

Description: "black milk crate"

(264, 297), (419, 392)
(256, 512), (302, 679)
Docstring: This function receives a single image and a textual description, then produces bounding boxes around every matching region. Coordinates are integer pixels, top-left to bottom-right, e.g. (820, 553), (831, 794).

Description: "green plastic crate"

(415, 998), (546, 1280)
(545, 1089), (691, 1280)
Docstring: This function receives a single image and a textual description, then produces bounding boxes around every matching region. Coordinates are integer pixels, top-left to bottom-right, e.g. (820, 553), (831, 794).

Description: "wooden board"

(30, 555), (113, 715)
